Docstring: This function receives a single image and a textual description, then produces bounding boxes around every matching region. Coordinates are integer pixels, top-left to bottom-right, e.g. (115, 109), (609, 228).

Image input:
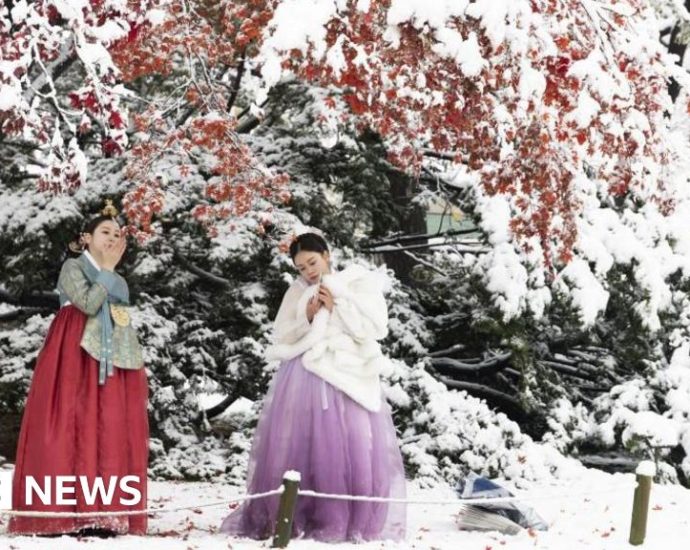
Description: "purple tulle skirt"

(220, 355), (407, 542)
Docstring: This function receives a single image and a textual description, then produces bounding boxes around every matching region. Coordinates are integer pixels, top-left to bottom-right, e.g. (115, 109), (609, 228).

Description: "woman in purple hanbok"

(221, 232), (406, 543)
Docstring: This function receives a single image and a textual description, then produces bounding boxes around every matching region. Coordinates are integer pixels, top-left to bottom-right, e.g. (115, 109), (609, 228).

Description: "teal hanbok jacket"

(57, 254), (143, 378)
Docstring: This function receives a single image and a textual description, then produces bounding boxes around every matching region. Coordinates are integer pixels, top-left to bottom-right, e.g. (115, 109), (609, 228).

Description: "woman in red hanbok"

(9, 203), (149, 536)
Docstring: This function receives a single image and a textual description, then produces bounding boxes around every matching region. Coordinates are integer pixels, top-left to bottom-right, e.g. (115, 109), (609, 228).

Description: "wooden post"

(272, 471), (301, 548)
(629, 460), (655, 546)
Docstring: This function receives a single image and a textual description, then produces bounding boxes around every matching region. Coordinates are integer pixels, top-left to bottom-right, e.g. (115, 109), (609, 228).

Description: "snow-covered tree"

(3, 0), (690, 487)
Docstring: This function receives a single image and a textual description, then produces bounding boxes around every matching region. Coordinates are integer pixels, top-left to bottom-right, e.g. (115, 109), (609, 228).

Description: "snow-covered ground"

(1, 466), (689, 549)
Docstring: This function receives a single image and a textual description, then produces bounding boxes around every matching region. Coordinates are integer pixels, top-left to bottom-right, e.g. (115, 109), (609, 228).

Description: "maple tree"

(264, 0), (687, 270)
(0, 1), (289, 238)
(109, 0), (289, 236)
(0, 0), (688, 296)
(0, 0), (139, 191)
(4, 0), (690, 485)
(2, 0), (689, 265)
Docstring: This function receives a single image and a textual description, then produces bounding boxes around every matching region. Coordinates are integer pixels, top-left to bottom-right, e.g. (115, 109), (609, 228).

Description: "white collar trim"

(83, 250), (101, 272)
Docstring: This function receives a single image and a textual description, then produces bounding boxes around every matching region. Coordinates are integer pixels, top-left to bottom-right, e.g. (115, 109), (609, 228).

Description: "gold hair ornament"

(101, 199), (119, 217)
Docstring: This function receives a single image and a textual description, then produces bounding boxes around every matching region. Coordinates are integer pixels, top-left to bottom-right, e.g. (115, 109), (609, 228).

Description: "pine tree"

(3, 1), (690, 486)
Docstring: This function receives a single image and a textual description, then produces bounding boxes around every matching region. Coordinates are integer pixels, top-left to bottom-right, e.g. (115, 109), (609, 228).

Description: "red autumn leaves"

(7, 1), (676, 263)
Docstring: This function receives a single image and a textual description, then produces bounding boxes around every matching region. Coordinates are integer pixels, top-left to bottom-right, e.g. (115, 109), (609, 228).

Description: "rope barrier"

(0, 487), (284, 518)
(296, 483), (638, 505)
(0, 481), (638, 519)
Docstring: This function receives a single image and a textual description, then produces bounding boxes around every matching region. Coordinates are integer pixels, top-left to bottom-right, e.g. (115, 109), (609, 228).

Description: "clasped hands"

(306, 284), (334, 322)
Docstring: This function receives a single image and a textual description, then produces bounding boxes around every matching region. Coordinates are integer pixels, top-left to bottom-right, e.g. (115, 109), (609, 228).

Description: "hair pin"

(101, 199), (119, 217)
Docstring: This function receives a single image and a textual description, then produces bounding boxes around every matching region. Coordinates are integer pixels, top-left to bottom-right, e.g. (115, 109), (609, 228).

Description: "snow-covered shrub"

(0, 312), (54, 413)
(386, 359), (575, 488)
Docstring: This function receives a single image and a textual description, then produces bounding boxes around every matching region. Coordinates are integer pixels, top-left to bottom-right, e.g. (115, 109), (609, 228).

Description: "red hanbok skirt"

(8, 305), (149, 535)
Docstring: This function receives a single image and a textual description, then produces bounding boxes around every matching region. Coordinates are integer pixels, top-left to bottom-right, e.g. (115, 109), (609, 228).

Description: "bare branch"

(437, 375), (523, 409)
(227, 54), (246, 112)
(172, 251), (232, 288)
(431, 351), (512, 375)
(0, 288), (59, 309)
(428, 343), (467, 357)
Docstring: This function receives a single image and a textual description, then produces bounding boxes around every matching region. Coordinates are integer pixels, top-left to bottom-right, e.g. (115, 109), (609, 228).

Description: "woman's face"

(294, 250), (330, 284)
(83, 219), (121, 259)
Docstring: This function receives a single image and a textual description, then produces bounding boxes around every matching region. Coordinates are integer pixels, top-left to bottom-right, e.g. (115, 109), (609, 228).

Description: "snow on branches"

(256, 0), (688, 266)
(250, 0), (690, 327)
(0, 0), (139, 191)
(1, 0), (290, 236)
(4, 0), (690, 327)
(109, 0), (290, 235)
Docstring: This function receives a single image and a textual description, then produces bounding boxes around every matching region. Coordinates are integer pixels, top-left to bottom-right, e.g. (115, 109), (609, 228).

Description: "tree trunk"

(380, 169), (427, 285)
(0, 413), (21, 462)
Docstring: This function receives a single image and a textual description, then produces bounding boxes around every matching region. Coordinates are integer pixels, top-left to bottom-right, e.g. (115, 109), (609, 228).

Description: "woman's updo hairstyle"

(68, 200), (121, 254)
(289, 232), (329, 261)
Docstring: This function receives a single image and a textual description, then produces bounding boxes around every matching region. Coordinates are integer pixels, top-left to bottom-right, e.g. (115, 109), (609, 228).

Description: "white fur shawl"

(265, 264), (392, 412)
